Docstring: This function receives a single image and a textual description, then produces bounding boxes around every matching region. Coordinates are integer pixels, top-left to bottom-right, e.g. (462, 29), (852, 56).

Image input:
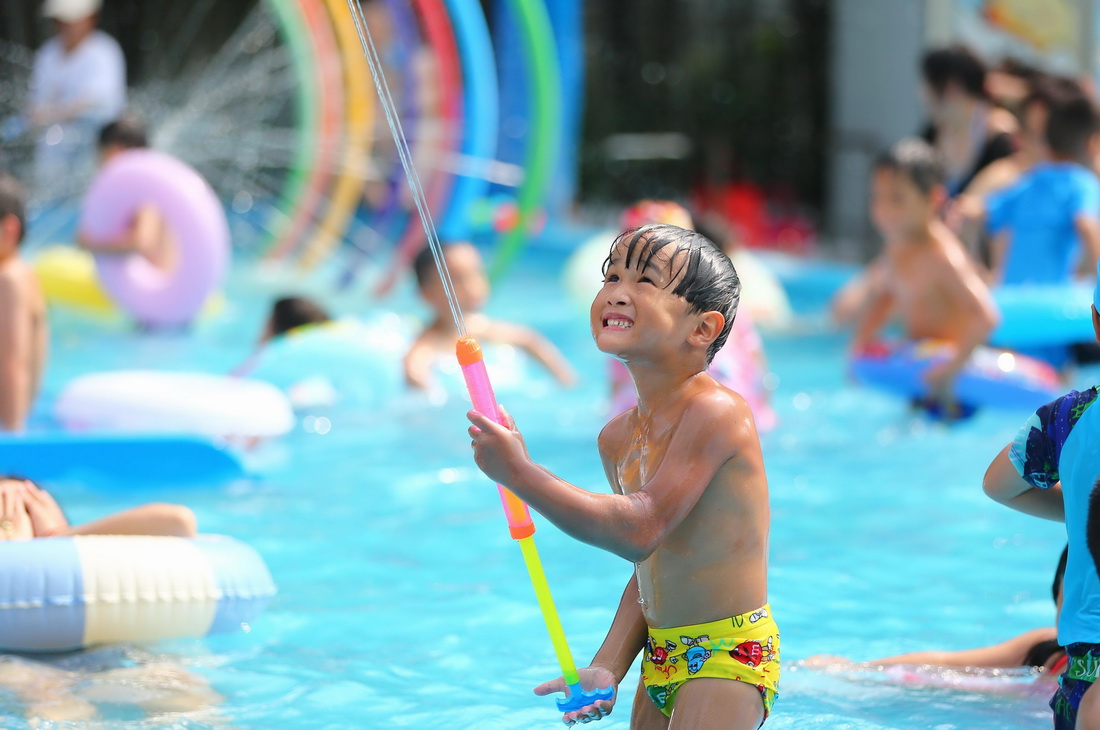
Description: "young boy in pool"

(76, 117), (177, 273)
(983, 273), (1100, 728)
(467, 224), (778, 728)
(404, 242), (576, 390)
(0, 173), (47, 432)
(851, 137), (998, 414)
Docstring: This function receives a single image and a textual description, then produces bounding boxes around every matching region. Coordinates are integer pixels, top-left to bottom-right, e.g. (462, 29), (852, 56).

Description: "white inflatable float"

(0, 534), (275, 652)
(56, 371), (295, 440)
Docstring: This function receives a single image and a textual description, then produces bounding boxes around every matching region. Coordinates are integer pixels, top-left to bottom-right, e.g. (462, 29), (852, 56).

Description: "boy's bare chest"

(613, 414), (678, 492)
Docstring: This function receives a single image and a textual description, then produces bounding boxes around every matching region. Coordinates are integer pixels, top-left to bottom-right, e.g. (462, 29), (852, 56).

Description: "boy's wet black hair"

(270, 296), (331, 338)
(1045, 95), (1100, 160)
(921, 45), (987, 99)
(97, 116), (148, 151)
(0, 172), (26, 246)
(873, 138), (945, 197)
(602, 224), (740, 366)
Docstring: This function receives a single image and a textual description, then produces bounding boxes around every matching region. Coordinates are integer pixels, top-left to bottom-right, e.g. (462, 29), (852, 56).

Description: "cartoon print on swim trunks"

(647, 683), (670, 708)
(646, 636), (677, 666)
(730, 636), (776, 668)
(681, 635), (713, 674)
(748, 607), (769, 623)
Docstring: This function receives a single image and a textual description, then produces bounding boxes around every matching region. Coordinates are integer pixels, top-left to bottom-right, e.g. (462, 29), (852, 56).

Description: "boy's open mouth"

(603, 317), (633, 329)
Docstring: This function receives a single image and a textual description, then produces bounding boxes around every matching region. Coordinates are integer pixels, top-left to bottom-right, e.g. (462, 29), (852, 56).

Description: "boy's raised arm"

(468, 394), (743, 563)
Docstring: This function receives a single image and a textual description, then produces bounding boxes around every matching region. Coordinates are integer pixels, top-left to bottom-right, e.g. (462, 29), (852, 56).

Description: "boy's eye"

(639, 276), (654, 285)
(604, 274), (620, 283)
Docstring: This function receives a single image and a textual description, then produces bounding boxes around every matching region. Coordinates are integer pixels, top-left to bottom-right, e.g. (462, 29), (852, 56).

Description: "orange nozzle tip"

(508, 522), (536, 540)
(456, 337), (483, 366)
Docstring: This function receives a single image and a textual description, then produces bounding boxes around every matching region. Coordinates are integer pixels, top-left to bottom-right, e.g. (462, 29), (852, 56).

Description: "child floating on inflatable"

(404, 242), (576, 391)
(75, 115), (228, 329)
(851, 138), (999, 418)
(77, 118), (177, 274)
(0, 173), (47, 433)
(468, 225), (778, 727)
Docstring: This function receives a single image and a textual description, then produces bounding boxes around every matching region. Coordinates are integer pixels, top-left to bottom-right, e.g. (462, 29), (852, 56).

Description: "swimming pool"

(5, 237), (1073, 728)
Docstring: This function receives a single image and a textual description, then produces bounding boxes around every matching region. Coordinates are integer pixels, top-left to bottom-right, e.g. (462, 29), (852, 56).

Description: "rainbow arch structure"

(254, 0), (577, 279)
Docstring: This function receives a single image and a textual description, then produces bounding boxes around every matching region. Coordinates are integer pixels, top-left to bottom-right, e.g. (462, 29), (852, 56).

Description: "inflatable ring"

(56, 371), (295, 441)
(79, 149), (230, 328)
(33, 245), (116, 314)
(33, 246), (226, 321)
(0, 534), (274, 652)
(990, 283), (1096, 348)
(851, 340), (1062, 411)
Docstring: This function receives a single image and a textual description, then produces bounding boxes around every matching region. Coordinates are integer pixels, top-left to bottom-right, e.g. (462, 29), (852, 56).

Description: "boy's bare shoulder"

(689, 381), (756, 430)
(597, 408), (634, 454)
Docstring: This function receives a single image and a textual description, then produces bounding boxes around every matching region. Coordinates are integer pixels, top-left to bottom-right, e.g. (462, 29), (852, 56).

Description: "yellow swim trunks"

(640, 604), (779, 721)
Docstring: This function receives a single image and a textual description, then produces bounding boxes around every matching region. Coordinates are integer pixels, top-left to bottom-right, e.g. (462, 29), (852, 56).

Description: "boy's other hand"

(533, 666), (618, 726)
(467, 405), (530, 487)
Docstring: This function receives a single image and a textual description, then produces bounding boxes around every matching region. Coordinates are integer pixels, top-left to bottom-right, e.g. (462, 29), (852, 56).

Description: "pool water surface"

(3, 241), (1075, 729)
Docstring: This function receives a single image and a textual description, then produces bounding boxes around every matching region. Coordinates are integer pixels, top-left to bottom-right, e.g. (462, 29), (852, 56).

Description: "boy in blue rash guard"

(983, 270), (1100, 728)
(985, 94), (1100, 368)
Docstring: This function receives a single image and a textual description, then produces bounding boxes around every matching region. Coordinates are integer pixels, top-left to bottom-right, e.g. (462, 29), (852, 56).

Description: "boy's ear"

(688, 311), (726, 350)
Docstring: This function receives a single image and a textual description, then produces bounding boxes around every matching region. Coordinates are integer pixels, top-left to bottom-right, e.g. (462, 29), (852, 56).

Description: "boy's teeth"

(608, 318), (632, 328)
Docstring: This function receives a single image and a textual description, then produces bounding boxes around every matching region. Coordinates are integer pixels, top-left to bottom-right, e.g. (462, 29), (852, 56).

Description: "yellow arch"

(297, 0), (375, 270)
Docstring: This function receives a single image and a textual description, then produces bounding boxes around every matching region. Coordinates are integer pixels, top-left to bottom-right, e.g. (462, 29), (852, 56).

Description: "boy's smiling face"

(591, 235), (693, 360)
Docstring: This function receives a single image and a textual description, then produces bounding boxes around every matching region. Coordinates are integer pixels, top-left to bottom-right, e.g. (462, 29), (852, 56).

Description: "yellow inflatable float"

(33, 246), (224, 321)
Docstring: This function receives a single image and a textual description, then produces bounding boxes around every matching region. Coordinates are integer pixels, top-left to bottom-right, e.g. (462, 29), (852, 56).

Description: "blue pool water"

(4, 239), (1076, 729)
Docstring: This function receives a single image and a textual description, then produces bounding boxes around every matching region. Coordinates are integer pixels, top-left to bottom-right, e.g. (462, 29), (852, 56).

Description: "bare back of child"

(468, 226), (777, 728)
(0, 173), (48, 432)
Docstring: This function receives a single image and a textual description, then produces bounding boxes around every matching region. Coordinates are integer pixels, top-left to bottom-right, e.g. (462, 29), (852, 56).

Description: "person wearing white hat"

(28, 0), (125, 195)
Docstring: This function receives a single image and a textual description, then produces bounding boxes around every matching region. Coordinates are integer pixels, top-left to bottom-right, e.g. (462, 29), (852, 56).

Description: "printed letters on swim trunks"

(640, 604), (780, 720)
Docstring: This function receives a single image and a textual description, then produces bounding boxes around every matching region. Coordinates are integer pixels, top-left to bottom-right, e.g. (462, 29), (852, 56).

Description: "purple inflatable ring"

(79, 149), (229, 327)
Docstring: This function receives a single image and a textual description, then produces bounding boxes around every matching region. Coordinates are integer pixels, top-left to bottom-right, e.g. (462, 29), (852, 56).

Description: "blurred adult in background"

(950, 73), (1089, 258)
(920, 46), (1017, 202)
(28, 0), (125, 191)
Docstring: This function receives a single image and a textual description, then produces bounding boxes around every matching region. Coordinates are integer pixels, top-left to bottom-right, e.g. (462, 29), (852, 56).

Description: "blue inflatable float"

(852, 340), (1062, 411)
(990, 283), (1095, 348)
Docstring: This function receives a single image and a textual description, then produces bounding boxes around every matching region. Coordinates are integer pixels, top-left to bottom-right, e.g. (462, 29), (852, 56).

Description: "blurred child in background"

(232, 296), (332, 377)
(0, 173), (47, 432)
(404, 242), (576, 390)
(76, 117), (178, 273)
(851, 138), (998, 414)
